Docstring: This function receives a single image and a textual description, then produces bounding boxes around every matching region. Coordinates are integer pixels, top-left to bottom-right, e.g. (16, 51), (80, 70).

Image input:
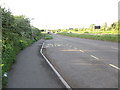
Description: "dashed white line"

(79, 50), (84, 53)
(109, 64), (120, 70)
(90, 55), (99, 60)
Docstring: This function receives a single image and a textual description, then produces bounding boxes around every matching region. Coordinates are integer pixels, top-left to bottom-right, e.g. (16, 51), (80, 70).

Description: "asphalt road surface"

(7, 39), (65, 88)
(43, 34), (119, 88)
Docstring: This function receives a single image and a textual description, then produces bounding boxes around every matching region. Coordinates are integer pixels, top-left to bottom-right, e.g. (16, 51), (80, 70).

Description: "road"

(7, 39), (65, 88)
(43, 34), (119, 88)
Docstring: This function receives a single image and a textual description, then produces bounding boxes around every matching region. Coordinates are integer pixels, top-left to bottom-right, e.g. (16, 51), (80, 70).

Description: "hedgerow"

(1, 7), (42, 87)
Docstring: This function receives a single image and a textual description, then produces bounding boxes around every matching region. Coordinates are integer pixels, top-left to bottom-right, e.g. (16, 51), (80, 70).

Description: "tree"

(89, 24), (95, 31)
(14, 15), (32, 37)
(102, 22), (107, 30)
(110, 22), (118, 30)
(2, 8), (15, 37)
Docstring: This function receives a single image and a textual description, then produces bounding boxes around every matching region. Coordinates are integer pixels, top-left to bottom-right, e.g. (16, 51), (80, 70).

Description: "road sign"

(94, 26), (100, 29)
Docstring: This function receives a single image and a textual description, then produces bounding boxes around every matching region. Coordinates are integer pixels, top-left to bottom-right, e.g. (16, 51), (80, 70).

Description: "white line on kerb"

(40, 42), (72, 90)
(90, 55), (99, 60)
(109, 64), (120, 70)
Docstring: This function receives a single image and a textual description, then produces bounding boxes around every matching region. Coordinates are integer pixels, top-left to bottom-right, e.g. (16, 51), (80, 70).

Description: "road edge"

(40, 42), (72, 90)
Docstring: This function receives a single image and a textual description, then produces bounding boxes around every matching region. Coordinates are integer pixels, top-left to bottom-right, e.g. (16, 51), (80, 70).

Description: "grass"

(43, 34), (53, 40)
(59, 29), (120, 34)
(57, 33), (119, 42)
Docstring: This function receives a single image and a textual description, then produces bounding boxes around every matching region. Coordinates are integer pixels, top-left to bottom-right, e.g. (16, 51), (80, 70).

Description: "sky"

(0, 0), (119, 29)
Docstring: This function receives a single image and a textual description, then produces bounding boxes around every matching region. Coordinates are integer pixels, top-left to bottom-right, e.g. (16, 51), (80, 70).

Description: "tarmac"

(7, 39), (65, 88)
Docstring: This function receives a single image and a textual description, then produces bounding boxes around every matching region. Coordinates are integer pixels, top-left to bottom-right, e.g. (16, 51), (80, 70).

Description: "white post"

(46, 25), (48, 33)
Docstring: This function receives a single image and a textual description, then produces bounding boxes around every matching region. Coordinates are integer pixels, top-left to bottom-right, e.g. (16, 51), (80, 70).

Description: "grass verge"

(43, 34), (53, 40)
(57, 33), (119, 42)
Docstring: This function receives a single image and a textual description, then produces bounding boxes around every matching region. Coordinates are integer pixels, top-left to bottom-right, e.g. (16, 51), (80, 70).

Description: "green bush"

(1, 7), (42, 87)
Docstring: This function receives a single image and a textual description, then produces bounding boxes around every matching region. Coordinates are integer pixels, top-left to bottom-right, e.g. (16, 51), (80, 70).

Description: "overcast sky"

(0, 0), (119, 29)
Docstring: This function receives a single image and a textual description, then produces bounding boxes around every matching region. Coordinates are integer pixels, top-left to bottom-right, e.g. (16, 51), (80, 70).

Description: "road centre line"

(109, 64), (120, 70)
(90, 55), (119, 70)
(90, 55), (99, 60)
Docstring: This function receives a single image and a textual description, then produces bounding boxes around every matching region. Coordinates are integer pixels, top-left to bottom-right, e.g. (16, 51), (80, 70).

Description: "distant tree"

(58, 29), (61, 32)
(101, 22), (107, 31)
(74, 28), (78, 31)
(79, 28), (85, 31)
(110, 22), (118, 30)
(89, 24), (95, 31)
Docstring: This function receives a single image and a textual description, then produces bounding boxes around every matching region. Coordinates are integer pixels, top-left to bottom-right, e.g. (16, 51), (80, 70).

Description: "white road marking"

(46, 44), (54, 47)
(79, 50), (84, 53)
(40, 42), (72, 89)
(90, 55), (99, 60)
(111, 47), (118, 49)
(74, 48), (77, 50)
(61, 49), (84, 53)
(57, 44), (61, 46)
(109, 64), (120, 70)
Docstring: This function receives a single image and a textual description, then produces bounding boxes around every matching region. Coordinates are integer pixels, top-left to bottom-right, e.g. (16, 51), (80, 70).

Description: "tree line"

(54, 21), (120, 34)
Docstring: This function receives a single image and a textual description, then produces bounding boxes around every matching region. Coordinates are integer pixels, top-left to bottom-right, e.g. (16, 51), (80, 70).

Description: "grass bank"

(57, 33), (119, 42)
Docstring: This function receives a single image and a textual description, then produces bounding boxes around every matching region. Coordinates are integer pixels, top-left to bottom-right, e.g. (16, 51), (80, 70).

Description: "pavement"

(43, 34), (119, 88)
(7, 39), (65, 88)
